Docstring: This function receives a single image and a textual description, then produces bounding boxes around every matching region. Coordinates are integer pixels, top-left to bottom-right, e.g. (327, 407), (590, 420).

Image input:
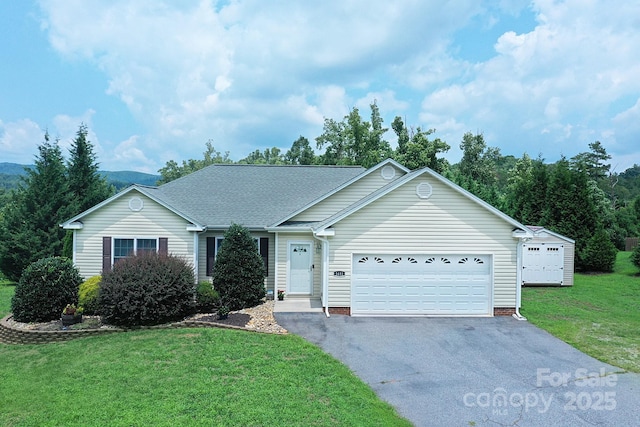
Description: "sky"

(1, 0), (639, 174)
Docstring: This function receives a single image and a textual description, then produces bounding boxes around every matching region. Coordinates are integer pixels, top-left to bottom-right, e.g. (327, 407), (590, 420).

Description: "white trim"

(527, 226), (575, 243)
(313, 234), (330, 317)
(315, 167), (533, 236)
(286, 240), (314, 295)
(273, 233), (280, 301)
(72, 230), (77, 265)
(268, 159), (409, 227)
(60, 185), (204, 230)
(193, 232), (199, 280)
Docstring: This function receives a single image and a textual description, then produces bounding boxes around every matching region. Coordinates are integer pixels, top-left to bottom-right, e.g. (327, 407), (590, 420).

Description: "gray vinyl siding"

(73, 190), (193, 279)
(325, 177), (519, 309)
(275, 232), (321, 297)
(291, 165), (406, 222)
(197, 230), (275, 292)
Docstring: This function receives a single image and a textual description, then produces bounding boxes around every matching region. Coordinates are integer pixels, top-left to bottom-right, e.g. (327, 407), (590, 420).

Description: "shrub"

(579, 229), (618, 272)
(78, 275), (101, 315)
(631, 245), (640, 270)
(212, 223), (266, 311)
(196, 281), (219, 312)
(11, 257), (82, 322)
(98, 252), (196, 326)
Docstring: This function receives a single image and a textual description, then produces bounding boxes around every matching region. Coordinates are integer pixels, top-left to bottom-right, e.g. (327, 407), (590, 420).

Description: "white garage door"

(352, 254), (492, 316)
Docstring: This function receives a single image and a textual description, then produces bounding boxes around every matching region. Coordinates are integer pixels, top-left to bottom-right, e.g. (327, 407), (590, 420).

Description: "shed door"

(352, 254), (492, 316)
(522, 243), (564, 285)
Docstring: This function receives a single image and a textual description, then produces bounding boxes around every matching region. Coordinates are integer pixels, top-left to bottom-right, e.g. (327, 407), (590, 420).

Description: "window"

(206, 236), (268, 276)
(102, 237), (167, 272)
(113, 238), (158, 264)
(137, 238), (157, 253)
(113, 239), (134, 264)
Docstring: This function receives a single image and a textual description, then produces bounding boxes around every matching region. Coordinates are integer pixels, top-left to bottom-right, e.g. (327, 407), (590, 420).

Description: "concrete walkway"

(273, 298), (323, 313)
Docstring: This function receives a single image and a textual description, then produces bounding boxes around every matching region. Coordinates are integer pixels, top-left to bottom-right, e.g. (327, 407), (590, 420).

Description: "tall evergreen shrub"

(212, 224), (266, 311)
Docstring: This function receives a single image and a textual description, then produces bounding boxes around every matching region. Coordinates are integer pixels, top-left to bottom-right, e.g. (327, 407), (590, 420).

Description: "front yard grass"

(0, 279), (15, 318)
(522, 251), (640, 373)
(0, 287), (410, 427)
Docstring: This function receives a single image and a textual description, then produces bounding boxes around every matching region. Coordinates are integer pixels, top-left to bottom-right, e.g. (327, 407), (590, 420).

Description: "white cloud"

(0, 119), (44, 164)
(417, 0), (640, 164)
(105, 135), (157, 173)
(28, 0), (640, 172)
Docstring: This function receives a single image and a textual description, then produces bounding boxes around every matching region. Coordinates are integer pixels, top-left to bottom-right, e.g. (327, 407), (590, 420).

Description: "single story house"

(61, 159), (537, 317)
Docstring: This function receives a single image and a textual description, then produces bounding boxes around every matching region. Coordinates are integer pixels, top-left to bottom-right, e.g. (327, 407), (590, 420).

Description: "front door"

(289, 242), (312, 294)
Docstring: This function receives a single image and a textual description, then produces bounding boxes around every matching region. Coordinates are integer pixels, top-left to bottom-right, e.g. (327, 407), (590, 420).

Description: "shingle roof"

(156, 164), (365, 229)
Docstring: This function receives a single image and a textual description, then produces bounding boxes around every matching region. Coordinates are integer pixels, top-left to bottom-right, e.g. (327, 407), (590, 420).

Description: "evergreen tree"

(542, 157), (601, 270)
(212, 224), (266, 310)
(0, 134), (70, 281)
(67, 124), (113, 216)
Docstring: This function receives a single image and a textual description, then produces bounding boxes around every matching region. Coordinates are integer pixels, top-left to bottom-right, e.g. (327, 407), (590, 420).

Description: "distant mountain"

(0, 162), (160, 190)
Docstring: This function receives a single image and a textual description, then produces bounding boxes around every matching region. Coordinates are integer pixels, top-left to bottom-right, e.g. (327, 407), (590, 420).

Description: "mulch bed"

(194, 313), (251, 328)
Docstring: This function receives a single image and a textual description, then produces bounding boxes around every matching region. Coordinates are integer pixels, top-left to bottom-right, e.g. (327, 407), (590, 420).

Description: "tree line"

(158, 102), (640, 272)
(1, 104), (639, 281)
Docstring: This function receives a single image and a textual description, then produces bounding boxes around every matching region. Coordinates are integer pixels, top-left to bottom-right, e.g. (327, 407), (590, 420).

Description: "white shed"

(522, 226), (574, 286)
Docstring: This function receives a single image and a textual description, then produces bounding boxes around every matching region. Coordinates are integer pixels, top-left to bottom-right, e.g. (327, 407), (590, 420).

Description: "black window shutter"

(259, 237), (269, 276)
(102, 236), (112, 272)
(206, 237), (215, 276)
(159, 238), (168, 255)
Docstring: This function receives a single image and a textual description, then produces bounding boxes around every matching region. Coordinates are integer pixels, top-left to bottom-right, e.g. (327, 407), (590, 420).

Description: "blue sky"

(1, 0), (639, 173)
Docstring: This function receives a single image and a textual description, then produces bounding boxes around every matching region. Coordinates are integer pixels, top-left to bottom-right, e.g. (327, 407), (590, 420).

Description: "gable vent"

(416, 182), (433, 199)
(129, 197), (144, 212)
(381, 165), (396, 180)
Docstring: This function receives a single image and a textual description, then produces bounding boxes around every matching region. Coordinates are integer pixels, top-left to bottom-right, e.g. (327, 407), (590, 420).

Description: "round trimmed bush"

(98, 252), (196, 326)
(78, 275), (101, 315)
(11, 257), (82, 322)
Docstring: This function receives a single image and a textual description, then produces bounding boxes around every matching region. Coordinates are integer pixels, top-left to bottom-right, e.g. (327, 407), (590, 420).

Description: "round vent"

(129, 197), (144, 212)
(416, 182), (433, 199)
(381, 165), (396, 180)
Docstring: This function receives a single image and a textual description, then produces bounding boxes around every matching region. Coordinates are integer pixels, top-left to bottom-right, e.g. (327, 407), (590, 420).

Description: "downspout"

(193, 232), (199, 280)
(513, 238), (527, 321)
(314, 234), (331, 318)
(274, 233), (279, 302)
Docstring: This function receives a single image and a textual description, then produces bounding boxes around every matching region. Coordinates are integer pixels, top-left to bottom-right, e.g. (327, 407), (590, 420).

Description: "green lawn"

(522, 251), (640, 373)
(0, 285), (410, 427)
(0, 279), (15, 318)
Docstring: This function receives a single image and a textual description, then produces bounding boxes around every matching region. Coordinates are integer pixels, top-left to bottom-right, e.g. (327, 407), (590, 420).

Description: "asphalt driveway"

(275, 314), (640, 427)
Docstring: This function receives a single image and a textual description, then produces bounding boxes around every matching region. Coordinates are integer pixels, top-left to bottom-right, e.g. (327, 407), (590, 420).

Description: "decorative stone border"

(0, 315), (251, 345)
